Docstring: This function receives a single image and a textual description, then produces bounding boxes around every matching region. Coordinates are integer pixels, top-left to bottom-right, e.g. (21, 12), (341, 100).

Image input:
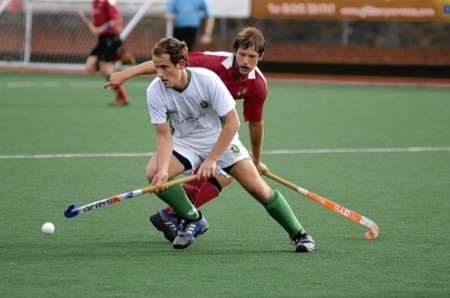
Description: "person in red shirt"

(106, 28), (312, 248)
(80, 0), (128, 106)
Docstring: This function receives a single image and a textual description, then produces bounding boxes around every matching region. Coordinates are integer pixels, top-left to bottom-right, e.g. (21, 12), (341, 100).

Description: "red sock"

(163, 180), (221, 216)
(182, 179), (205, 201)
(192, 180), (221, 207)
(113, 85), (128, 102)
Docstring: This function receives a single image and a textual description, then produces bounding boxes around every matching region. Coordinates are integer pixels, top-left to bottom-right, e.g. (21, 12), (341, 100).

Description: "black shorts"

(173, 27), (198, 51)
(173, 150), (192, 171)
(90, 34), (122, 62)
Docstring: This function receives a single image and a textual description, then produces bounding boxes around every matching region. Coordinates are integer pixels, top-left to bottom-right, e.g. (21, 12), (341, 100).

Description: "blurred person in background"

(166, 0), (215, 50)
(80, 0), (129, 107)
(5, 0), (23, 12)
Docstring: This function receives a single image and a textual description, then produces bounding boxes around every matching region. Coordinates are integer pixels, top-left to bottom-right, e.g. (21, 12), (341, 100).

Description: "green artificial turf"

(1, 73), (449, 297)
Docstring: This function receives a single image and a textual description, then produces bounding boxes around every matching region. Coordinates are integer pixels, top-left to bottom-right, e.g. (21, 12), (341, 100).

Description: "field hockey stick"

(263, 171), (380, 240)
(78, 8), (89, 25)
(64, 175), (197, 218)
(78, 8), (97, 35)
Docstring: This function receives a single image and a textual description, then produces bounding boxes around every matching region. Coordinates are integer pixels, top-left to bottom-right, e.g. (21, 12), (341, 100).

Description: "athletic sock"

(156, 184), (199, 221)
(263, 189), (305, 240)
(164, 179), (221, 215)
(182, 179), (204, 201)
(113, 85), (128, 102)
(192, 178), (221, 207)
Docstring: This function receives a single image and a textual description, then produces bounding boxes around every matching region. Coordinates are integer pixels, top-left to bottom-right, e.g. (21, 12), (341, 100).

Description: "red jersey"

(91, 0), (122, 35)
(188, 51), (268, 122)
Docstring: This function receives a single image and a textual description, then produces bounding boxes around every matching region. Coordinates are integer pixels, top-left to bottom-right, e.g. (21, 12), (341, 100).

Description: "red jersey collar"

(221, 54), (256, 80)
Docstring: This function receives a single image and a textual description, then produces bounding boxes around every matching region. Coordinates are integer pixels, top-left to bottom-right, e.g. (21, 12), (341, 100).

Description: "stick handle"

(141, 175), (197, 194)
(263, 171), (379, 240)
(264, 171), (308, 194)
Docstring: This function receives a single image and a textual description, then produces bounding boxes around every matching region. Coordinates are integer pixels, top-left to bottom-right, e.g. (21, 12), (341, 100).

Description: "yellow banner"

(252, 0), (450, 21)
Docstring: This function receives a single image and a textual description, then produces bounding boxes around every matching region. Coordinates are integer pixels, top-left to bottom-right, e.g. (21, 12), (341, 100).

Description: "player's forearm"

(155, 128), (173, 173)
(204, 17), (215, 36)
(79, 9), (97, 35)
(107, 61), (156, 88)
(207, 110), (240, 161)
(110, 18), (122, 29)
(84, 21), (97, 35)
(123, 61), (156, 79)
(248, 120), (264, 163)
(208, 125), (239, 161)
(89, 18), (122, 36)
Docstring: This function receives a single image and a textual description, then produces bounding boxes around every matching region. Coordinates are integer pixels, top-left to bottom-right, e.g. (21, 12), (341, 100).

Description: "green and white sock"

(263, 190), (304, 240)
(156, 184), (199, 221)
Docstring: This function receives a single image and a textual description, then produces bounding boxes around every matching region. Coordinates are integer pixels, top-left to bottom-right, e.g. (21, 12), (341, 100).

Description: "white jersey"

(146, 67), (250, 170)
(147, 67), (235, 140)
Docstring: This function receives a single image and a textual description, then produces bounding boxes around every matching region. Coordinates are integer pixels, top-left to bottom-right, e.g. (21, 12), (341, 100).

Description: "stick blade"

(364, 223), (380, 240)
(64, 204), (79, 218)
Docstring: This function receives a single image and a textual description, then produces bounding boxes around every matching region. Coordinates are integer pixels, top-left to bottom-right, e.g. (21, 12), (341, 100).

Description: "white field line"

(1, 146), (449, 160)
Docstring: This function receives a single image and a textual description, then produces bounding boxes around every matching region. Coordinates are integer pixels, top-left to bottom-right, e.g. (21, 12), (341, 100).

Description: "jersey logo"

(231, 145), (240, 154)
(200, 101), (209, 108)
(236, 88), (247, 98)
(166, 109), (177, 118)
(166, 109), (178, 134)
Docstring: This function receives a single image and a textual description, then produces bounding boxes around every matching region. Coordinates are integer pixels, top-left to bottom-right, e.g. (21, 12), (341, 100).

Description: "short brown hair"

(232, 27), (265, 56)
(152, 37), (188, 65)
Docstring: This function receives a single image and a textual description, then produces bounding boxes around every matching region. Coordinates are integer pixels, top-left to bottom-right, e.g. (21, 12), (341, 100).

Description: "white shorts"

(173, 134), (250, 172)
